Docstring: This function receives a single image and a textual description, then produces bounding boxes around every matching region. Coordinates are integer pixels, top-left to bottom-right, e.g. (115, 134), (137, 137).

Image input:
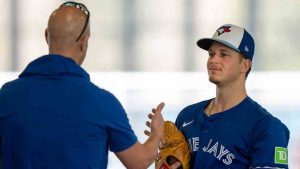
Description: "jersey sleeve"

(175, 106), (190, 130)
(249, 116), (290, 168)
(175, 109), (184, 129)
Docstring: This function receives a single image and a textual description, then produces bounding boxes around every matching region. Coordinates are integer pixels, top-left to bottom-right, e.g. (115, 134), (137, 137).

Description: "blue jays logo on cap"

(196, 24), (255, 61)
(217, 26), (232, 36)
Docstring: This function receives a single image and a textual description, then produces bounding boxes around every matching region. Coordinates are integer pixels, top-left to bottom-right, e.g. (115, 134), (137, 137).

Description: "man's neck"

(208, 80), (247, 116)
(49, 49), (80, 65)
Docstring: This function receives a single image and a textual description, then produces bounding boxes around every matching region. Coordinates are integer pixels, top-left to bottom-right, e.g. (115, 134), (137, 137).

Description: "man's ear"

(45, 28), (49, 44)
(241, 59), (251, 73)
(78, 35), (85, 53)
(79, 33), (88, 52)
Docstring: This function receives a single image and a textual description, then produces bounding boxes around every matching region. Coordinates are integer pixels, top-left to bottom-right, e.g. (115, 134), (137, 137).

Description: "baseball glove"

(155, 121), (190, 169)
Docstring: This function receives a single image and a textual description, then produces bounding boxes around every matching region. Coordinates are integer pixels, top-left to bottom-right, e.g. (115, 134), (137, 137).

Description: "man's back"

(0, 55), (137, 169)
(0, 2), (166, 168)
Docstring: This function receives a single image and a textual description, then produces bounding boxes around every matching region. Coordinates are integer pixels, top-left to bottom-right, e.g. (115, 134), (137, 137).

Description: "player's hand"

(144, 102), (165, 139)
(169, 161), (182, 169)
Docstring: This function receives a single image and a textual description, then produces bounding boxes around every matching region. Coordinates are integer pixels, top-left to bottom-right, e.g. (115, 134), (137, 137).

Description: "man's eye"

(221, 53), (228, 56)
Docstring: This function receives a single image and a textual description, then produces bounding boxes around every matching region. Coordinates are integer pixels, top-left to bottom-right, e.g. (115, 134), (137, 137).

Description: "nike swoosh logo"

(182, 120), (194, 127)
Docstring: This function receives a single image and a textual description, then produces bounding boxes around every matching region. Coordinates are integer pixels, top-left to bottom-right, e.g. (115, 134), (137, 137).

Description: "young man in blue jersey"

(174, 24), (290, 168)
(0, 2), (165, 169)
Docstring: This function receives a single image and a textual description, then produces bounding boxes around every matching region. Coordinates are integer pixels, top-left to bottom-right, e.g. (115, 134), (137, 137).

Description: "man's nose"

(208, 54), (221, 62)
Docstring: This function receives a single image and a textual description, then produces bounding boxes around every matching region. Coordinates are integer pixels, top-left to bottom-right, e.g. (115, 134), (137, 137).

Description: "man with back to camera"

(0, 2), (165, 169)
(172, 24), (290, 168)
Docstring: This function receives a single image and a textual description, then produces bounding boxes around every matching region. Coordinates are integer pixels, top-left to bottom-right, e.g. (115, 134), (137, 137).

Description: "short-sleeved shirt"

(0, 55), (137, 169)
(175, 97), (289, 169)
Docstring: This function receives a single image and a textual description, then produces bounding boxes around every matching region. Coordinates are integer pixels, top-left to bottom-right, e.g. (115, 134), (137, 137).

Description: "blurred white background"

(1, 0), (300, 72)
(0, 0), (299, 168)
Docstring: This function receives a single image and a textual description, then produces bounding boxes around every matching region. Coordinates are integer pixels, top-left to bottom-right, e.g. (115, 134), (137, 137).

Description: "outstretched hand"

(144, 102), (165, 139)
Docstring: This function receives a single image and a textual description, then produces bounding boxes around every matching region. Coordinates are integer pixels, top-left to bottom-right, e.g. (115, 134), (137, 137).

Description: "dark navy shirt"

(175, 97), (289, 169)
(0, 55), (137, 169)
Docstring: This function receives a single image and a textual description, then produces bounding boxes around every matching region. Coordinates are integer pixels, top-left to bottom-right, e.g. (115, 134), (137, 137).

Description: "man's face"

(206, 42), (246, 86)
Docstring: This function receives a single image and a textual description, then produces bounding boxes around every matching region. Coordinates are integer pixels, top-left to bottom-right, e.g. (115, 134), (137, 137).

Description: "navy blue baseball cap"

(197, 24), (255, 61)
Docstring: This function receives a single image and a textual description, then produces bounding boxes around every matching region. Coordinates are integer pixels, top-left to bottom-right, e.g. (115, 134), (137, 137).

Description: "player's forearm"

(128, 135), (161, 168)
(141, 133), (161, 166)
(128, 134), (161, 168)
(116, 135), (161, 169)
(119, 102), (164, 168)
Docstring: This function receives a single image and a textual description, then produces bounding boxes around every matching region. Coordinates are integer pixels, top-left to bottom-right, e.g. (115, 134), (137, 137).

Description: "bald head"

(45, 6), (90, 64)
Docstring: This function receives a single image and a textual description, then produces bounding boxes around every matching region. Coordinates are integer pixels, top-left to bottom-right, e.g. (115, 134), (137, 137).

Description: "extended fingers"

(151, 102), (165, 114)
(148, 113), (154, 119)
(146, 121), (151, 127)
(144, 130), (150, 136)
(145, 102), (165, 137)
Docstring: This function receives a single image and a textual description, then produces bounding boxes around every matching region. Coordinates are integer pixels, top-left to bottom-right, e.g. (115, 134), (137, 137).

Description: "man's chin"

(209, 77), (220, 85)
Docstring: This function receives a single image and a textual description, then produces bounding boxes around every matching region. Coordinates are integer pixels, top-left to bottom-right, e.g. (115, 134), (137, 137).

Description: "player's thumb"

(156, 102), (165, 113)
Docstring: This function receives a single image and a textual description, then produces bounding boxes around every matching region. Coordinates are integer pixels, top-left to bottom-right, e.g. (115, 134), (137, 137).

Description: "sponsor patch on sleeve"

(274, 147), (288, 165)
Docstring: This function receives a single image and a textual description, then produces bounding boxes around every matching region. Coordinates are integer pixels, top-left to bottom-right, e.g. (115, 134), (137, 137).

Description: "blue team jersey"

(0, 55), (137, 169)
(175, 97), (289, 169)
